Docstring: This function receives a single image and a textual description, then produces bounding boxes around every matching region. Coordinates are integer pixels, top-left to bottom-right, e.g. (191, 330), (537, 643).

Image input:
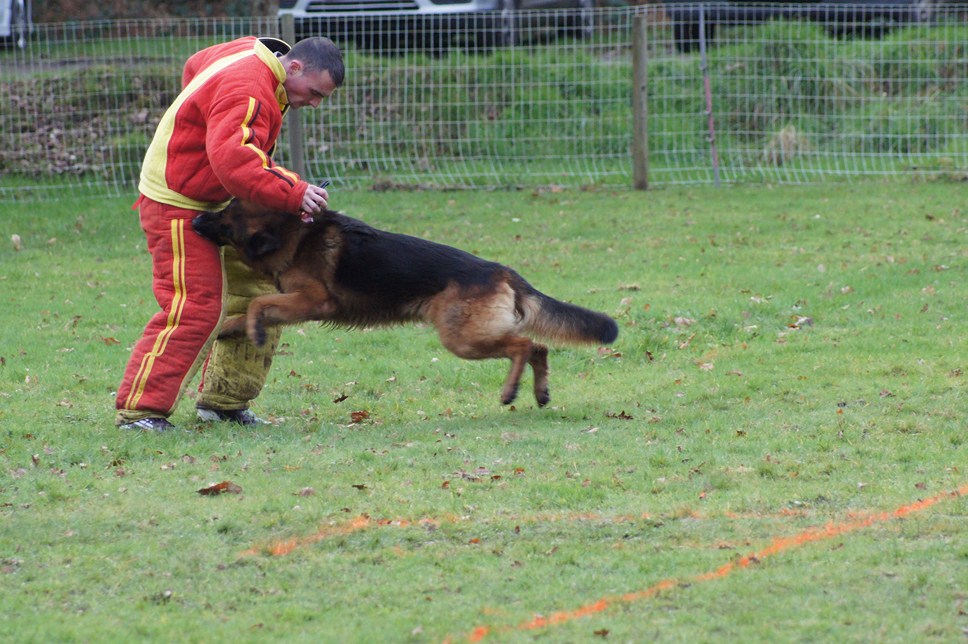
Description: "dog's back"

(305, 212), (510, 327)
(313, 212), (617, 349)
(328, 213), (503, 298)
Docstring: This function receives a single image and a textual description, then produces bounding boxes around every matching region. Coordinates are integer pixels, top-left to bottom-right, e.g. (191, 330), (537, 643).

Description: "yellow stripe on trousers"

(124, 219), (188, 411)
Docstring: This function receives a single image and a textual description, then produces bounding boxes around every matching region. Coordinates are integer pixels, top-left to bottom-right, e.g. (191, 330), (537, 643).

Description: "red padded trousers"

(116, 196), (224, 422)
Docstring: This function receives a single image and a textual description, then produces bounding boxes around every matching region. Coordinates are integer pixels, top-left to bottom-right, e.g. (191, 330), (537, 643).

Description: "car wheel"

(573, 0), (596, 40)
(672, 16), (715, 53)
(914, 0), (936, 23)
(3, 0), (28, 49)
(499, 0), (520, 47)
(417, 15), (454, 56)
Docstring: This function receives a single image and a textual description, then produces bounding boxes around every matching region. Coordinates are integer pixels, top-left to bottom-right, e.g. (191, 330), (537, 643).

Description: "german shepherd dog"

(192, 200), (618, 407)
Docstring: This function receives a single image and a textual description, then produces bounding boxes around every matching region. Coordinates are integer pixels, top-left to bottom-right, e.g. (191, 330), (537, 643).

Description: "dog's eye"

(246, 232), (280, 258)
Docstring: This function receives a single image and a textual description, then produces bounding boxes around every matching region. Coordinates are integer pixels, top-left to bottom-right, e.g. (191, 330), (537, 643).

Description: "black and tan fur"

(192, 200), (618, 406)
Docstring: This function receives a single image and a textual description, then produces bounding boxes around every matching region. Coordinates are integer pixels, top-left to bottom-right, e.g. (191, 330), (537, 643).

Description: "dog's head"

(191, 200), (288, 260)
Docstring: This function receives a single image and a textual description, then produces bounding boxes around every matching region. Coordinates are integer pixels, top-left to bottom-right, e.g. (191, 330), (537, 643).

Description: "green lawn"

(1, 184), (965, 642)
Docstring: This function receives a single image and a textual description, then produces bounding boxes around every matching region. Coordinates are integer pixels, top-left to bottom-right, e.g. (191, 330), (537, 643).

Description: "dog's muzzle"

(191, 212), (226, 245)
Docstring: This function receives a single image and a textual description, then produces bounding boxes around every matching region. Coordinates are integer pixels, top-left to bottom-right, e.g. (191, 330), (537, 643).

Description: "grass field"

(1, 183), (965, 642)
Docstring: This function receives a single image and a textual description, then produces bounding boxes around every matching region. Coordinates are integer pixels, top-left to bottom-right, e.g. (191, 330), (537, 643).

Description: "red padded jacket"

(138, 36), (307, 214)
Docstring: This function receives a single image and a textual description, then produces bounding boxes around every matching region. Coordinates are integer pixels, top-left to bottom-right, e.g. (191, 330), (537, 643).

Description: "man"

(116, 36), (345, 431)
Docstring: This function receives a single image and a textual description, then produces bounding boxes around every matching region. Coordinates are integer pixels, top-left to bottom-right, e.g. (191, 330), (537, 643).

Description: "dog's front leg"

(244, 293), (299, 347)
(244, 290), (337, 347)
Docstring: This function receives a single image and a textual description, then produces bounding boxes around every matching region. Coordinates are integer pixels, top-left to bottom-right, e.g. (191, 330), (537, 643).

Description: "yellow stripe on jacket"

(240, 96), (300, 184)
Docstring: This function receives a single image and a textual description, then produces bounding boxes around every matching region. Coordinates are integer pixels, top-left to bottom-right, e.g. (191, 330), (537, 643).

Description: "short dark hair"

(290, 37), (345, 88)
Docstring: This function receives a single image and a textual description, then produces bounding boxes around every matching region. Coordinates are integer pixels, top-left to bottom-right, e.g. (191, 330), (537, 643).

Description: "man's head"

(280, 37), (345, 109)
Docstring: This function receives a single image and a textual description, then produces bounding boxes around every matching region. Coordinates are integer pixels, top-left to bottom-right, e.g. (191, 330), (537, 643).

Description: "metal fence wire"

(1, 4), (966, 200)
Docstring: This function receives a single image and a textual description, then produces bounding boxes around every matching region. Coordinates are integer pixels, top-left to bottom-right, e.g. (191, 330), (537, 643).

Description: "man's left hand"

(300, 184), (329, 214)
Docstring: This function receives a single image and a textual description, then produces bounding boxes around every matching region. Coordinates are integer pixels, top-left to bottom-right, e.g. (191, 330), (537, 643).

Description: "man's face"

(284, 62), (337, 110)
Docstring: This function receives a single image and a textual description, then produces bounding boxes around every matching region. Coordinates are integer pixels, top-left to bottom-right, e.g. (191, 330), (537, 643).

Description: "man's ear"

(245, 231), (280, 259)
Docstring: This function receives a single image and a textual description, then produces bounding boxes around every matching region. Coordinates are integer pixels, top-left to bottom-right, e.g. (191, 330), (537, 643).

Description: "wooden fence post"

(281, 14), (306, 179)
(698, 5), (721, 187)
(631, 13), (649, 190)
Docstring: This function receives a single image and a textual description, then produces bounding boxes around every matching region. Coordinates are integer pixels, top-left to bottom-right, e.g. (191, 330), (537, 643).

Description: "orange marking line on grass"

(240, 515), (446, 556)
(240, 507), (824, 559)
(240, 511), (656, 558)
(458, 483), (968, 643)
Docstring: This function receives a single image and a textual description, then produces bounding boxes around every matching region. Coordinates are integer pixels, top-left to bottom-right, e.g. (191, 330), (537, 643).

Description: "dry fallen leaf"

(606, 410), (633, 420)
(197, 481), (243, 496)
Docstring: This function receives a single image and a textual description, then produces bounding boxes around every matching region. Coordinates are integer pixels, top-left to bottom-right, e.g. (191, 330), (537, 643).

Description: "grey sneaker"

(196, 407), (267, 426)
(118, 417), (175, 432)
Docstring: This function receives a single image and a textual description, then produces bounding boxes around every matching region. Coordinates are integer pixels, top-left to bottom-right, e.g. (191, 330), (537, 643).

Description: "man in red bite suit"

(116, 36), (345, 431)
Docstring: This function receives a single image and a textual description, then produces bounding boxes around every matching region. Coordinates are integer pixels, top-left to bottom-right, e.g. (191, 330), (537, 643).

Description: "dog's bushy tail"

(514, 274), (619, 346)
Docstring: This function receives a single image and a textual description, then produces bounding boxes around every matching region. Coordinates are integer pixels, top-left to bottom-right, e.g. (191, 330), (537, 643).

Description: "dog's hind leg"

(498, 336), (535, 406)
(436, 330), (533, 405)
(429, 283), (540, 405)
(529, 343), (550, 407)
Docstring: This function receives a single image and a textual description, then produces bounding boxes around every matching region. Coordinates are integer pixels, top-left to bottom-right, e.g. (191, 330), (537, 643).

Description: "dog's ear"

(245, 231), (281, 259)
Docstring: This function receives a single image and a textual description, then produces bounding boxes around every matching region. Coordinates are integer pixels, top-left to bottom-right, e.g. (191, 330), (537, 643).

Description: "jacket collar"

(254, 38), (291, 111)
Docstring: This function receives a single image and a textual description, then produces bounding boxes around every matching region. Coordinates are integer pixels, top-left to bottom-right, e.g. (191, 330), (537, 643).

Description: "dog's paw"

(501, 386), (519, 406)
(535, 389), (550, 408)
(246, 320), (268, 347)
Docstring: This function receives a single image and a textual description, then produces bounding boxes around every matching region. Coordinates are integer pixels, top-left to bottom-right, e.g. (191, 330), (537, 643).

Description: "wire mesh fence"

(1, 4), (966, 201)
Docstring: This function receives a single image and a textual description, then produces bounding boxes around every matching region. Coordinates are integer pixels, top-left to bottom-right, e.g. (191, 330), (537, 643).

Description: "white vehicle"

(278, 0), (596, 52)
(1, 0), (31, 49)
